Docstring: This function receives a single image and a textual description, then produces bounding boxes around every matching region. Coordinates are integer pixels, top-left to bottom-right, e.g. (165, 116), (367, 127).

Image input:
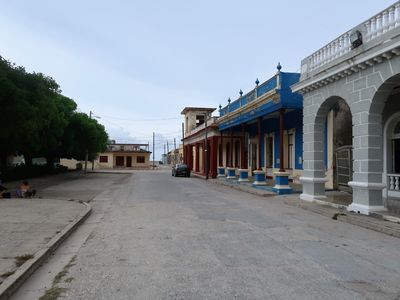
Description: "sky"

(0, 0), (395, 160)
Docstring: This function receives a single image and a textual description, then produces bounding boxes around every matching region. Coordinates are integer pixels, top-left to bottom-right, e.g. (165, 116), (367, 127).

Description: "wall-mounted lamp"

(350, 30), (363, 49)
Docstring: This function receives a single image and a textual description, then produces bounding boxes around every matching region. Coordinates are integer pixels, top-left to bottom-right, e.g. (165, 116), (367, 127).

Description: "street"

(12, 169), (400, 300)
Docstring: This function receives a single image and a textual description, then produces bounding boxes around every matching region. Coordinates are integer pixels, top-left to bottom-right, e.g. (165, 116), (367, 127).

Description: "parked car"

(172, 164), (190, 177)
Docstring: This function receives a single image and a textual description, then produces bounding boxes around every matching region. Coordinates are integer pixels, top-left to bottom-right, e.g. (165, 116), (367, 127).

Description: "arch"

(301, 96), (353, 201)
(315, 96), (353, 190)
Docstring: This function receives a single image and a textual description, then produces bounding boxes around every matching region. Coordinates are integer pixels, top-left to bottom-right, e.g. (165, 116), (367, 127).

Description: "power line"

(98, 114), (181, 122)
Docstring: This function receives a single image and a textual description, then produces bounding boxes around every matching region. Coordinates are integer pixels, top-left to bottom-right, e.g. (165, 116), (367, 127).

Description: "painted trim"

(300, 176), (328, 183)
(273, 184), (292, 189)
(348, 181), (385, 190)
(347, 203), (386, 215)
(300, 193), (327, 201)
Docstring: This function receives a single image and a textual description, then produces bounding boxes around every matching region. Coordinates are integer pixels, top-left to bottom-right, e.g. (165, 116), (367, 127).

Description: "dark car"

(172, 164), (190, 177)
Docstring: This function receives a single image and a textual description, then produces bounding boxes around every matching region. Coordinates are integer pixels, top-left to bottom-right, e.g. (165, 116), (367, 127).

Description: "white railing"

(187, 116), (218, 136)
(305, 2), (400, 73)
(388, 173), (400, 191)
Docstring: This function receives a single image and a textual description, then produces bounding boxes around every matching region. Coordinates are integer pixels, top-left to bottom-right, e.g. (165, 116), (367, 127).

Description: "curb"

(208, 178), (277, 197)
(0, 202), (92, 300)
(282, 197), (400, 239)
(199, 175), (400, 239)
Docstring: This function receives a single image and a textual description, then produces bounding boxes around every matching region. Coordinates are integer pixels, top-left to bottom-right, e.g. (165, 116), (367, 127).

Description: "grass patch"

(39, 255), (77, 300)
(0, 270), (15, 278)
(64, 277), (74, 283)
(38, 286), (67, 300)
(14, 254), (34, 267)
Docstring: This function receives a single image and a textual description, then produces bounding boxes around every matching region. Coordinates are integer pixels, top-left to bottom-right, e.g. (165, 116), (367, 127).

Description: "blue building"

(217, 64), (303, 193)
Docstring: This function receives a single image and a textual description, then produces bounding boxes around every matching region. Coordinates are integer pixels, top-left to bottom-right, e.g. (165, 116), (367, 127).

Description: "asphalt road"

(12, 170), (400, 299)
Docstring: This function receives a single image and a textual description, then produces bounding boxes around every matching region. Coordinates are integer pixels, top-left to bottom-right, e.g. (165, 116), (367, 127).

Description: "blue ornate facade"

(217, 65), (303, 188)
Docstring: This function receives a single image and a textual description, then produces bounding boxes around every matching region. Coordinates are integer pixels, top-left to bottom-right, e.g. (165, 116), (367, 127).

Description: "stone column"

(241, 124), (247, 169)
(195, 144), (200, 172)
(189, 145), (193, 170)
(348, 116), (385, 214)
(202, 141), (206, 175)
(230, 129), (233, 168)
(210, 136), (218, 178)
(300, 107), (328, 201)
(219, 132), (223, 166)
(257, 118), (262, 170)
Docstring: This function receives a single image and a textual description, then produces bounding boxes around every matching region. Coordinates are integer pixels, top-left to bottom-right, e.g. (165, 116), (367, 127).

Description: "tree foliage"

(0, 56), (108, 165)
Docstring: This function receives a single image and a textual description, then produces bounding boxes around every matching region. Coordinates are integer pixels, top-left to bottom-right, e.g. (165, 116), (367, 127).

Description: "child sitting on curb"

(16, 181), (36, 198)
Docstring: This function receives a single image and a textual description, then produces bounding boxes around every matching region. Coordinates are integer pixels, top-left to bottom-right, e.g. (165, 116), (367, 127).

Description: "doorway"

(116, 156), (124, 167)
(126, 156), (132, 167)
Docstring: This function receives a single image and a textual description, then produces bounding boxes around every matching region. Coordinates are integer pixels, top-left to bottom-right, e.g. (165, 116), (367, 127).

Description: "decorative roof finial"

(255, 78), (259, 86)
(277, 62), (282, 72)
(219, 104), (222, 110)
(239, 89), (243, 97)
(228, 97), (231, 104)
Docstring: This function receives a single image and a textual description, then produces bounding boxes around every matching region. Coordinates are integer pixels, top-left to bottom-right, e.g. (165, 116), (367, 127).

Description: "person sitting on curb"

(0, 180), (11, 198)
(17, 181), (36, 198)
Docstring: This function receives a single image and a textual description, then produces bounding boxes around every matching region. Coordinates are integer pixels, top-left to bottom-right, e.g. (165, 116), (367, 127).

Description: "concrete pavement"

(0, 172), (129, 299)
(0, 198), (90, 299)
(211, 177), (400, 238)
(27, 169), (399, 300)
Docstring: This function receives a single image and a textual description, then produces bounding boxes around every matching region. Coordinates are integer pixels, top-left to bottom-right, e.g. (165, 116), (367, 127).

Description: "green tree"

(0, 56), (108, 168)
(61, 112), (108, 161)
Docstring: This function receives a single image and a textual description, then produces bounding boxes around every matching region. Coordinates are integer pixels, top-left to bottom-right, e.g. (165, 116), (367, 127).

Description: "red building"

(181, 107), (220, 178)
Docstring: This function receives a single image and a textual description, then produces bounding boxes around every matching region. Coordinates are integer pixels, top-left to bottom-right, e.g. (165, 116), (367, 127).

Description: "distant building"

(181, 107), (219, 177)
(94, 143), (152, 169)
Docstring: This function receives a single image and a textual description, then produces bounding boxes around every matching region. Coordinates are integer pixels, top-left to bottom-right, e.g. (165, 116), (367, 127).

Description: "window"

(137, 156), (145, 163)
(99, 156), (108, 163)
(195, 115), (205, 127)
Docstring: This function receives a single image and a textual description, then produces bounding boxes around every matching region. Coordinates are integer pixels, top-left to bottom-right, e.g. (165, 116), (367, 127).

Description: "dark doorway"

(226, 143), (231, 167)
(234, 141), (240, 167)
(393, 139), (400, 173)
(126, 156), (132, 167)
(116, 156), (124, 167)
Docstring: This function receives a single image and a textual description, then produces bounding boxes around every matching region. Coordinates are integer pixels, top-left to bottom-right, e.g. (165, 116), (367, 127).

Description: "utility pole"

(84, 111), (92, 174)
(174, 138), (176, 165)
(167, 141), (169, 164)
(182, 122), (185, 164)
(164, 144), (166, 164)
(153, 132), (155, 169)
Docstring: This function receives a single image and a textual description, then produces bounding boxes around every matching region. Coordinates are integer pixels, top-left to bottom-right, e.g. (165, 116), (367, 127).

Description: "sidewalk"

(0, 198), (91, 299)
(208, 177), (400, 239)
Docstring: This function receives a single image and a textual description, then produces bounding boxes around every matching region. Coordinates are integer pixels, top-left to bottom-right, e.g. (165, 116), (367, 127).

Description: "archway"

(380, 74), (400, 211)
(301, 96), (353, 201)
(316, 97), (353, 191)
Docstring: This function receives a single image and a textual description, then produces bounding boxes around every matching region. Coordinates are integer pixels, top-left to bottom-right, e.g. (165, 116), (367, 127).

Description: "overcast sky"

(0, 0), (395, 159)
